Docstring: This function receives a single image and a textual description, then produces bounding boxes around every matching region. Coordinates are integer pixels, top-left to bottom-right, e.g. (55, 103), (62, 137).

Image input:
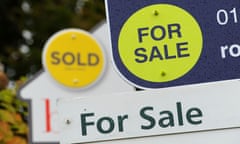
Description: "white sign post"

(18, 22), (134, 144)
(58, 80), (240, 144)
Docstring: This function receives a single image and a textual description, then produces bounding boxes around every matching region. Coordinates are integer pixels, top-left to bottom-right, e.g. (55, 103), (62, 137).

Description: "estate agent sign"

(105, 0), (240, 89)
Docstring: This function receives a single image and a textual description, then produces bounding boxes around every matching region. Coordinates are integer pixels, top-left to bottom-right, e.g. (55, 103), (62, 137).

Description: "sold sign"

(43, 29), (106, 89)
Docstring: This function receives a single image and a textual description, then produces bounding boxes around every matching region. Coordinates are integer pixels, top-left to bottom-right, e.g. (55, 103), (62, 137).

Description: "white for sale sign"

(58, 79), (240, 144)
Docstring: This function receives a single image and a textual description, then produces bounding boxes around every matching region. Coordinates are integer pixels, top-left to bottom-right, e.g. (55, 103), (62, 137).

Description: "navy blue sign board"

(105, 0), (240, 89)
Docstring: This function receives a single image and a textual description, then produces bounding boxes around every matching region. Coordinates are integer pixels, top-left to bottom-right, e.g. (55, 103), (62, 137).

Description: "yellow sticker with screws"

(118, 4), (203, 82)
(43, 29), (105, 89)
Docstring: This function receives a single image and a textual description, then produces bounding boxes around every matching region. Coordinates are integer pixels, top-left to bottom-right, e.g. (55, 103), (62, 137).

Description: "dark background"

(0, 0), (105, 80)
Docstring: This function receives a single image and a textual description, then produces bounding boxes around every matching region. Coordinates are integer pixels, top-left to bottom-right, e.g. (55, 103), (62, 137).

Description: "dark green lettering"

(117, 115), (128, 132)
(80, 113), (94, 136)
(176, 102), (184, 126)
(159, 111), (174, 128)
(140, 106), (155, 130)
(97, 117), (114, 134)
(187, 108), (203, 125)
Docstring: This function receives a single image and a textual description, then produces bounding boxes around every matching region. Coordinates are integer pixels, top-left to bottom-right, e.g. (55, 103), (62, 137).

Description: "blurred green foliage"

(0, 77), (28, 144)
(0, 0), (105, 80)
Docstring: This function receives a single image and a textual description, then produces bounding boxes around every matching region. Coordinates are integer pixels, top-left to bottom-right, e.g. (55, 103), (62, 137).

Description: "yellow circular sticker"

(118, 4), (203, 82)
(43, 29), (105, 89)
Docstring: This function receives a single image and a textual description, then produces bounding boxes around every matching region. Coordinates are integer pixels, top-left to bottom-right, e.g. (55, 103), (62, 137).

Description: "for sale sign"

(57, 80), (240, 144)
(105, 0), (240, 89)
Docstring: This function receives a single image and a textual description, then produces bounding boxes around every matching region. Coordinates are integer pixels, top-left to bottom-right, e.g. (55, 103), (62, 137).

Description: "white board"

(57, 79), (240, 144)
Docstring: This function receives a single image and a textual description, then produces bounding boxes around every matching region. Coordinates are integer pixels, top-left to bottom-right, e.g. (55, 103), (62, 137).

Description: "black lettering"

(151, 25), (166, 41)
(135, 48), (148, 63)
(149, 46), (163, 61)
(164, 45), (176, 59)
(168, 23), (182, 39)
(138, 27), (149, 43)
(177, 42), (190, 58)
